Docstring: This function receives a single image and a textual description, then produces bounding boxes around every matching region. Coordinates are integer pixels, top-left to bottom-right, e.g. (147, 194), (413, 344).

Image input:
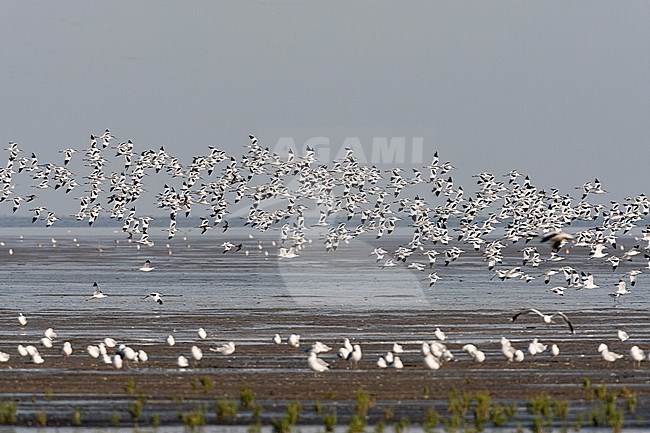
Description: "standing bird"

(87, 282), (107, 300)
(307, 351), (329, 373)
(18, 313), (27, 327)
(139, 260), (155, 272)
(61, 342), (73, 358)
(177, 355), (189, 368)
(288, 334), (300, 348)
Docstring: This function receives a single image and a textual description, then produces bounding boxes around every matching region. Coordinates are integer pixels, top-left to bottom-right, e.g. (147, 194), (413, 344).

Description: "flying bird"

(511, 308), (575, 333)
(143, 292), (163, 305)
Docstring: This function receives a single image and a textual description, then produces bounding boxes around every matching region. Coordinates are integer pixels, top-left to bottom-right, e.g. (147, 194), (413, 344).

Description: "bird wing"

(554, 312), (575, 334)
(511, 308), (543, 322)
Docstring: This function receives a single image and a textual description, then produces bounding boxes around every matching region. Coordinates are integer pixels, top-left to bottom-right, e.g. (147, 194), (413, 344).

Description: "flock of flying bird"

(1, 132), (649, 301)
(1, 131), (649, 371)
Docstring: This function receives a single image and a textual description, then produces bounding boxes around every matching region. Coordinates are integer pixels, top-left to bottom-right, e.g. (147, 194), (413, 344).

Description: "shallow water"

(0, 227), (648, 429)
(0, 226), (647, 314)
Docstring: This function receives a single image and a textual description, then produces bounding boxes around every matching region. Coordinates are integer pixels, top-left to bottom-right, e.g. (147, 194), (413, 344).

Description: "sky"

(1, 1), (649, 217)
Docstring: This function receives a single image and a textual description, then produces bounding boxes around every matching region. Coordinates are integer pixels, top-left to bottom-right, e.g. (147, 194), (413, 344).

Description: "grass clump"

(252, 404), (263, 420)
(347, 388), (371, 433)
(123, 378), (136, 395)
(35, 411), (47, 426)
(423, 407), (440, 433)
(111, 410), (121, 426)
(489, 404), (507, 427)
(200, 376), (215, 394)
(323, 409), (337, 432)
(594, 382), (608, 400)
(445, 389), (472, 431)
(552, 399), (569, 421)
(394, 416), (410, 433)
(355, 387), (371, 417)
(348, 414), (366, 433)
(271, 401), (301, 433)
(216, 398), (238, 423)
(383, 407), (394, 422)
(0, 401), (18, 424)
(618, 387), (637, 414)
(128, 393), (147, 421)
(71, 407), (82, 426)
(473, 390), (491, 431)
(183, 403), (207, 429)
(240, 384), (255, 408)
(526, 393), (553, 426)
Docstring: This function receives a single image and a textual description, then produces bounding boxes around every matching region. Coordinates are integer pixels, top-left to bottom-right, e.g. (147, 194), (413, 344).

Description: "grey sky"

(1, 1), (649, 216)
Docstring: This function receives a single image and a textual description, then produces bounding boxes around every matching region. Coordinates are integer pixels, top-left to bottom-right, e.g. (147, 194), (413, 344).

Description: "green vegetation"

(323, 409), (337, 432)
(394, 416), (410, 433)
(128, 393), (147, 421)
(0, 377), (644, 430)
(111, 410), (121, 426)
(183, 403), (207, 429)
(0, 401), (17, 424)
(347, 387), (372, 433)
(200, 376), (215, 394)
(271, 401), (301, 433)
(71, 407), (82, 426)
(473, 390), (491, 431)
(423, 407), (440, 433)
(124, 378), (136, 395)
(240, 384), (255, 409)
(252, 404), (263, 420)
(552, 399), (569, 421)
(355, 387), (372, 417)
(216, 398), (239, 422)
(35, 411), (47, 426)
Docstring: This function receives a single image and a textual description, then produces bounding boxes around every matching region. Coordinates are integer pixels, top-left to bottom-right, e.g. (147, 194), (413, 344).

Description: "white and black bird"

(511, 308), (575, 333)
(143, 292), (163, 305)
(139, 259), (155, 272)
(541, 231), (574, 251)
(87, 282), (107, 300)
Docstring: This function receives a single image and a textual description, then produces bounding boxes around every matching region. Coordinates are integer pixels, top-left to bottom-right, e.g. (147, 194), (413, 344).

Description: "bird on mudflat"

(87, 282), (107, 300)
(139, 259), (155, 272)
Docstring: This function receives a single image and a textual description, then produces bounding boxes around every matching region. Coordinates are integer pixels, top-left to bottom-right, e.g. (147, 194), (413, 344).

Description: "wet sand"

(1, 308), (649, 427)
(0, 231), (649, 428)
